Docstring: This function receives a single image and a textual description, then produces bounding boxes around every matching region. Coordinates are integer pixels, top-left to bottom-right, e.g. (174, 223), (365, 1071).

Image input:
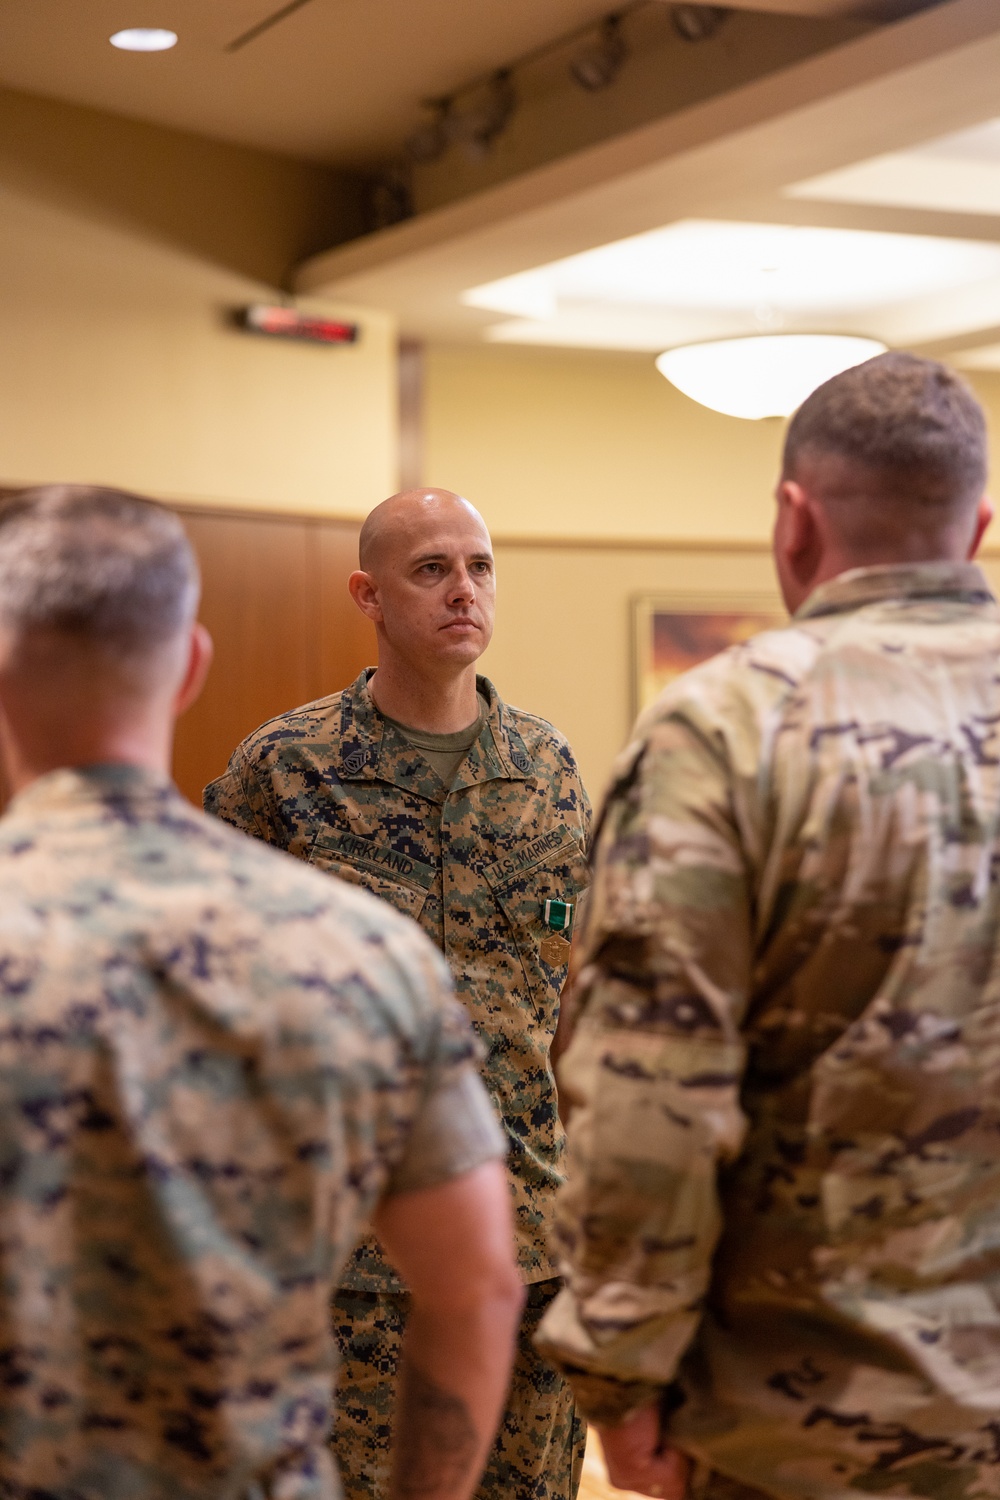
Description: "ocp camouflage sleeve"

(538, 562), (1000, 1500)
(535, 676), (754, 1420)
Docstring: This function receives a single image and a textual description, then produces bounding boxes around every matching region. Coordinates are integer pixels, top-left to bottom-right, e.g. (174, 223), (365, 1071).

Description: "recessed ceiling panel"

(954, 340), (1000, 370)
(464, 218), (1000, 349)
(788, 111), (1000, 218)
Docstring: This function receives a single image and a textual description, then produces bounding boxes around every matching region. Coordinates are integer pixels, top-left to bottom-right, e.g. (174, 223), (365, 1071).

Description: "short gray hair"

(0, 485), (199, 655)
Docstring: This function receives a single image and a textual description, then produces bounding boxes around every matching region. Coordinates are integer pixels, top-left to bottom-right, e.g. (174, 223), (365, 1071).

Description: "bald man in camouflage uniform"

(0, 484), (522, 1500)
(537, 354), (1000, 1500)
(207, 489), (591, 1500)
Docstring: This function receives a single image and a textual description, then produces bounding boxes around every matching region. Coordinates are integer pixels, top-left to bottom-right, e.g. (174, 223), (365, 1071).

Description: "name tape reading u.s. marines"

(485, 827), (578, 888)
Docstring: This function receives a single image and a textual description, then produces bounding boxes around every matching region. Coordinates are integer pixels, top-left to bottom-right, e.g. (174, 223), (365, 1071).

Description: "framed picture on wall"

(632, 592), (787, 719)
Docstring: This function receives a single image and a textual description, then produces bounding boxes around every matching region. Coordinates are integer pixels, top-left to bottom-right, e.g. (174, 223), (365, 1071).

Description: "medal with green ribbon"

(540, 898), (573, 966)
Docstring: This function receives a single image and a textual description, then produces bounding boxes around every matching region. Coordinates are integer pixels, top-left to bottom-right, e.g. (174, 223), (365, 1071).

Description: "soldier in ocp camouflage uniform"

(207, 489), (591, 1500)
(537, 354), (1000, 1500)
(0, 484), (522, 1500)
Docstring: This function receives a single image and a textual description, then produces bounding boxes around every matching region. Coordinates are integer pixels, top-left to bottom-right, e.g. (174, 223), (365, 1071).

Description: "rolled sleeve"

(386, 1063), (506, 1196)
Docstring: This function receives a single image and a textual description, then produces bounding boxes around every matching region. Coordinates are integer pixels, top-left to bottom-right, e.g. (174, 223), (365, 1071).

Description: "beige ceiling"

(0, 0), (938, 166)
(294, 0), (1000, 364)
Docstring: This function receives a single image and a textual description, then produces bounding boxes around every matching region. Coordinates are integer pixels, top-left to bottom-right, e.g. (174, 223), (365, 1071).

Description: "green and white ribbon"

(543, 898), (573, 933)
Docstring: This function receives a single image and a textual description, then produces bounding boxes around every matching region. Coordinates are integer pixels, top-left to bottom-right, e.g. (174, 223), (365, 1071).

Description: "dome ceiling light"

(655, 335), (887, 420)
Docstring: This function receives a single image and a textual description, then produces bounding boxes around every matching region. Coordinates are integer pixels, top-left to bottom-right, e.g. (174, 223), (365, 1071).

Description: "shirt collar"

(4, 764), (178, 821)
(333, 669), (533, 787)
(795, 561), (996, 621)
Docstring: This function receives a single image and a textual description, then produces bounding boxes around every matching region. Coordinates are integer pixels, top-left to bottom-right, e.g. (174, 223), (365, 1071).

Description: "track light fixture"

(404, 72), (516, 167)
(394, 0), (728, 190)
(670, 5), (729, 42)
(446, 71), (517, 160)
(405, 99), (453, 164)
(368, 170), (414, 230)
(570, 15), (628, 92)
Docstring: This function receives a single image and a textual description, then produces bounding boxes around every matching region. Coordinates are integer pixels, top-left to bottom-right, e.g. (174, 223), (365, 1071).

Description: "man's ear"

(968, 494), (995, 559)
(774, 479), (824, 614)
(174, 623), (213, 717)
(775, 480), (814, 555)
(348, 570), (383, 624)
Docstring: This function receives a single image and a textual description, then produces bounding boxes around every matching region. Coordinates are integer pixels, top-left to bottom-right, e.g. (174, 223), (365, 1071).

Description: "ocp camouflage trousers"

(330, 1278), (586, 1500)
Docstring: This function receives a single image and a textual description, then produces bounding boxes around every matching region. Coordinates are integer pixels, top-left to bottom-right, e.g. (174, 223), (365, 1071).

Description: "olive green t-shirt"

(382, 692), (489, 787)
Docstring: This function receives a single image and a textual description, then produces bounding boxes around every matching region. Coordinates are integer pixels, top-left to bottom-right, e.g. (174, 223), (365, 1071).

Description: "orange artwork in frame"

(632, 592), (787, 719)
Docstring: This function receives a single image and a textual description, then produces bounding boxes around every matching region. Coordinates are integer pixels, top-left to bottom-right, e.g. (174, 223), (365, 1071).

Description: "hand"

(597, 1403), (691, 1500)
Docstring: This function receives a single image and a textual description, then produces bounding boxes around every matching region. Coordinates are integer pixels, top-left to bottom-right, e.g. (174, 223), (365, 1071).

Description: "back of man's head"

(782, 353), (988, 556)
(0, 485), (198, 678)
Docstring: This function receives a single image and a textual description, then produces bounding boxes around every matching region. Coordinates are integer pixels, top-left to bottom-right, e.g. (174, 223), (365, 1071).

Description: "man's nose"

(447, 566), (476, 603)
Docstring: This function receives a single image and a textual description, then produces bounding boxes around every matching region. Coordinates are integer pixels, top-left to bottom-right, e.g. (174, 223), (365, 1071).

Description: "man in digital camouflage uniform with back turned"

(0, 484), (523, 1500)
(206, 488), (591, 1500)
(537, 353), (1000, 1500)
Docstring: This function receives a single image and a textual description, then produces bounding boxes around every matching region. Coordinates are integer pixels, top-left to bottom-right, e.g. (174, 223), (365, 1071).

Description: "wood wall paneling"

(317, 522), (378, 694)
(173, 508), (375, 806)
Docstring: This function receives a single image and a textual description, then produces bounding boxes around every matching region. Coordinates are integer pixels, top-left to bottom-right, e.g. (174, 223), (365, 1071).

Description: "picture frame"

(632, 590), (787, 720)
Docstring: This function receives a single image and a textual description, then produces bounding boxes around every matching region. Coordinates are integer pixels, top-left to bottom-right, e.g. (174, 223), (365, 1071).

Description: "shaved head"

(359, 489), (488, 573)
(349, 486), (495, 705)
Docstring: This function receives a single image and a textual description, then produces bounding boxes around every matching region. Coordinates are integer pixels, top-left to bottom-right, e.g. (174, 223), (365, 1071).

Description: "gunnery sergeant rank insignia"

(540, 898), (574, 966)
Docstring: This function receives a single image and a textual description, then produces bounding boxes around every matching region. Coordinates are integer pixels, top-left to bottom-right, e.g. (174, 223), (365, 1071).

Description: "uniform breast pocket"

(485, 835), (590, 1027)
(308, 832), (435, 923)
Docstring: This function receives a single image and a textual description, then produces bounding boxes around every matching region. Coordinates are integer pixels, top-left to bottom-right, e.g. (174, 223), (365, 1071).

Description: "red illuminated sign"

(240, 305), (360, 345)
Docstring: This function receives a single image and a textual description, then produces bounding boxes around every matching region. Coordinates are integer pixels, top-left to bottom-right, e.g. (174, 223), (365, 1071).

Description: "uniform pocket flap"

(483, 826), (583, 893)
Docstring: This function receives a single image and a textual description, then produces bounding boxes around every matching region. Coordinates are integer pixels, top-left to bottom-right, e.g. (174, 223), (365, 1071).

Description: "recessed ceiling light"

(110, 27), (177, 51)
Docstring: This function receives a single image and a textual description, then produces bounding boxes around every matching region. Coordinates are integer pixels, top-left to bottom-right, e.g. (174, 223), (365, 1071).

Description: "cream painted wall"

(424, 341), (1000, 543)
(480, 541), (782, 802)
(0, 187), (396, 512)
(0, 87), (395, 515)
(425, 342), (787, 542)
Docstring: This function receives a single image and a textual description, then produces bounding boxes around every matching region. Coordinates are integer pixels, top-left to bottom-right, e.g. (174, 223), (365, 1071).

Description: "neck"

(0, 714), (173, 798)
(368, 658), (481, 733)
